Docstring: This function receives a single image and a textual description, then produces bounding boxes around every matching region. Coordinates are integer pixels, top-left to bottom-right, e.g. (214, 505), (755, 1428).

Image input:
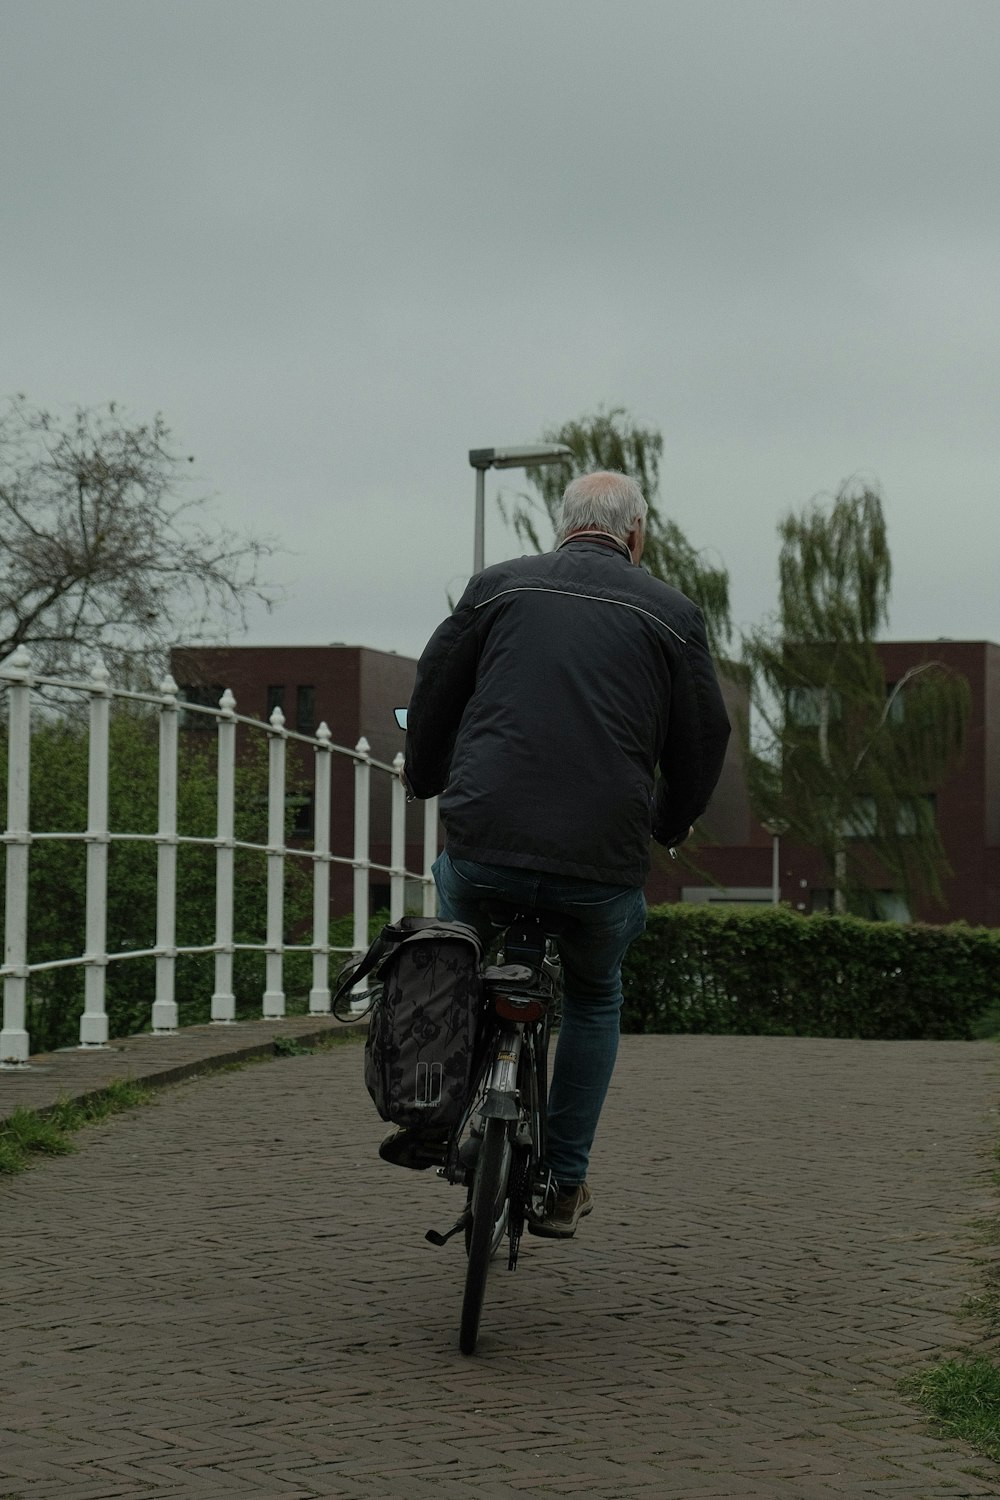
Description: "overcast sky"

(3, 0), (998, 666)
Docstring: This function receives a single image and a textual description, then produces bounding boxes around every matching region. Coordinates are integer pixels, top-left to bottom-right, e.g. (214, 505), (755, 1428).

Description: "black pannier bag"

(333, 916), (485, 1132)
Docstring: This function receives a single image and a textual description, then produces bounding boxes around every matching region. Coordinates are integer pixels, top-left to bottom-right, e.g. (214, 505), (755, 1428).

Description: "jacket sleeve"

(651, 608), (731, 846)
(403, 585), (482, 798)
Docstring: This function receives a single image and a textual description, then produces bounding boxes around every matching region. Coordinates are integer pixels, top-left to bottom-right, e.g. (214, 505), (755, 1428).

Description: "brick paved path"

(2, 1034), (999, 1498)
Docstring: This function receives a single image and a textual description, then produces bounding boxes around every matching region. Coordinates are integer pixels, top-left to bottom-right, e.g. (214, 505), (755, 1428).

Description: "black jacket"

(405, 538), (731, 887)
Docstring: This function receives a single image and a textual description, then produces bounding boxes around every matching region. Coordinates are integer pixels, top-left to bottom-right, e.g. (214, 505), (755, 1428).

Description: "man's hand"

(397, 762), (414, 798)
(662, 826), (694, 861)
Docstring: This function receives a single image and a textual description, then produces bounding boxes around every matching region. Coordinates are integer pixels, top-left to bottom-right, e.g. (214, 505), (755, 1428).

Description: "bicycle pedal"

(425, 1208), (471, 1248)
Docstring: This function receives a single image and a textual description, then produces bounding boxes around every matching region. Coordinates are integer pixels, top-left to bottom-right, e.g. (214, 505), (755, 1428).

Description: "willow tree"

(742, 483), (969, 916)
(500, 407), (732, 658)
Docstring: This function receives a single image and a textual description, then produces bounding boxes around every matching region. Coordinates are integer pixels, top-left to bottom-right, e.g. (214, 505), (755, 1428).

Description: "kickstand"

(508, 1214), (523, 1271)
(425, 1207), (471, 1248)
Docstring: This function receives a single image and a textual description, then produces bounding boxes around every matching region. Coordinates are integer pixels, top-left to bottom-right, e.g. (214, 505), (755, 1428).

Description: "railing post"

(390, 752), (406, 923)
(351, 738), (371, 1011)
(1, 647), (33, 1065)
(309, 721), (332, 1014)
(80, 660), (111, 1047)
(211, 689), (237, 1022)
(151, 674), (179, 1032)
(262, 704), (286, 1018)
(352, 738), (371, 954)
(422, 796), (439, 918)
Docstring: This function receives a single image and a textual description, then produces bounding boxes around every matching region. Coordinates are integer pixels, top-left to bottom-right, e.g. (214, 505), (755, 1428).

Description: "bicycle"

(425, 905), (563, 1356)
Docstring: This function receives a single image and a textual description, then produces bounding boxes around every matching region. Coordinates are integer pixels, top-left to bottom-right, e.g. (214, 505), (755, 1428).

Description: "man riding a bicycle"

(393, 470), (731, 1237)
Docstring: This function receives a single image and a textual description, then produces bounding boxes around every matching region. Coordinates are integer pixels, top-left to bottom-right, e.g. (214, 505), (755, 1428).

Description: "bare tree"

(500, 407), (732, 658)
(0, 396), (281, 681)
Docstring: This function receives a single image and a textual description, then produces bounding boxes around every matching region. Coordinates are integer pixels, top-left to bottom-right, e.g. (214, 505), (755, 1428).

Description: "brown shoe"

(528, 1182), (594, 1239)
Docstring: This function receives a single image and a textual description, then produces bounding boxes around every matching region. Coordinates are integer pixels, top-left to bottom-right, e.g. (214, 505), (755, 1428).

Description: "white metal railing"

(0, 646), (438, 1065)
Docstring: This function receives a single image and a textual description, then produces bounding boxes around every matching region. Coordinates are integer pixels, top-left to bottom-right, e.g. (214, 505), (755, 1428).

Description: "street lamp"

(468, 444), (574, 574)
(762, 819), (789, 906)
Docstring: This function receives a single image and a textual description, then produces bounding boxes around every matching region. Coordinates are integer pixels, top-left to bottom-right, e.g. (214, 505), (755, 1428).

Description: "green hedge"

(621, 905), (1000, 1040)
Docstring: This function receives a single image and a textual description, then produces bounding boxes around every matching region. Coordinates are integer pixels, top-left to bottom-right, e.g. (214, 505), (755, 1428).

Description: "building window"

(787, 687), (842, 727)
(178, 683), (225, 730)
(873, 891), (911, 922)
(681, 885), (772, 906)
(853, 889), (912, 923)
(266, 685), (285, 722)
(286, 793), (314, 839)
(885, 681), (906, 725)
(839, 794), (934, 840)
(840, 796), (876, 839)
(296, 685), (316, 734)
(897, 794), (935, 836)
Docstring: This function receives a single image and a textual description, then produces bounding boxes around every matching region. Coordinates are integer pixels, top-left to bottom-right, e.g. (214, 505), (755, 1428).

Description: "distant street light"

(762, 819), (789, 906)
(468, 445), (574, 574)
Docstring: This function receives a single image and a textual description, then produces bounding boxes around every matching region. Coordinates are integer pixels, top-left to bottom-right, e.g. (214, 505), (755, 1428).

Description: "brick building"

(170, 644), (424, 915)
(658, 641), (1000, 927)
(172, 639), (1000, 928)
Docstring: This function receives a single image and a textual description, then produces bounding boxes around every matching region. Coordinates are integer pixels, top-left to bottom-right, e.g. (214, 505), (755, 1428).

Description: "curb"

(0, 1013), (368, 1125)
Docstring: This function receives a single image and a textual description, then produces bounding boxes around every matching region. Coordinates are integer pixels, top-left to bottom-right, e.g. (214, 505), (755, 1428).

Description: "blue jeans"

(433, 850), (647, 1188)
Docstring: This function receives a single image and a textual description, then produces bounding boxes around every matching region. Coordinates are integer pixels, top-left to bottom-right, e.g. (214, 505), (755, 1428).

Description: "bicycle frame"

(422, 911), (562, 1354)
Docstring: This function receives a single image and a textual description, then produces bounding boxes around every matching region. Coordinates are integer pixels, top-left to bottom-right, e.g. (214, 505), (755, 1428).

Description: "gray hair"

(555, 471), (648, 544)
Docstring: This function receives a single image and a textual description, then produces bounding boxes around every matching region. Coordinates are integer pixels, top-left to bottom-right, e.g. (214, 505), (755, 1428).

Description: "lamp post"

(762, 819), (788, 906)
(468, 445), (574, 574)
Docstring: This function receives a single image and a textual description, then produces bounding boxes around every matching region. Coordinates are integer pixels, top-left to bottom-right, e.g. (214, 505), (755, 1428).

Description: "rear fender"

(479, 1027), (522, 1120)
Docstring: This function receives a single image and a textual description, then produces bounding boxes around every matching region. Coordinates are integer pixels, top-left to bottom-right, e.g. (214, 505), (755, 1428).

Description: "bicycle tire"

(459, 1117), (511, 1355)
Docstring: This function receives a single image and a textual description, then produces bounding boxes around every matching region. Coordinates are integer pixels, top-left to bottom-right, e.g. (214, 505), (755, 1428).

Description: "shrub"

(621, 904), (1000, 1039)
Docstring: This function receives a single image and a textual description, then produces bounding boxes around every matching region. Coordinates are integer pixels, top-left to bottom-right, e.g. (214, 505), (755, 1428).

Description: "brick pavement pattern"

(2, 1033), (999, 1498)
(0, 1016), (352, 1124)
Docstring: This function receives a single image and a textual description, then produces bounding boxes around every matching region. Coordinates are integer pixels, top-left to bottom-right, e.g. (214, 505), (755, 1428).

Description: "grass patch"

(0, 1108), (76, 1174)
(48, 1077), (154, 1131)
(899, 1159), (1000, 1465)
(0, 1078), (154, 1176)
(273, 1035), (315, 1057)
(901, 1358), (1000, 1461)
(315, 1028), (364, 1048)
(0, 1027), (359, 1178)
(2, 1108), (75, 1159)
(0, 1135), (31, 1175)
(205, 1029), (361, 1068)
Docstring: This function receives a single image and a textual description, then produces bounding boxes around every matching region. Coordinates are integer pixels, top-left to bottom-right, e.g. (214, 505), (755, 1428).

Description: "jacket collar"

(556, 530), (632, 562)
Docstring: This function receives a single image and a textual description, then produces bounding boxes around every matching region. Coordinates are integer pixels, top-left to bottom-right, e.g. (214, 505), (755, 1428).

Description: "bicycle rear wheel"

(459, 1117), (511, 1355)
